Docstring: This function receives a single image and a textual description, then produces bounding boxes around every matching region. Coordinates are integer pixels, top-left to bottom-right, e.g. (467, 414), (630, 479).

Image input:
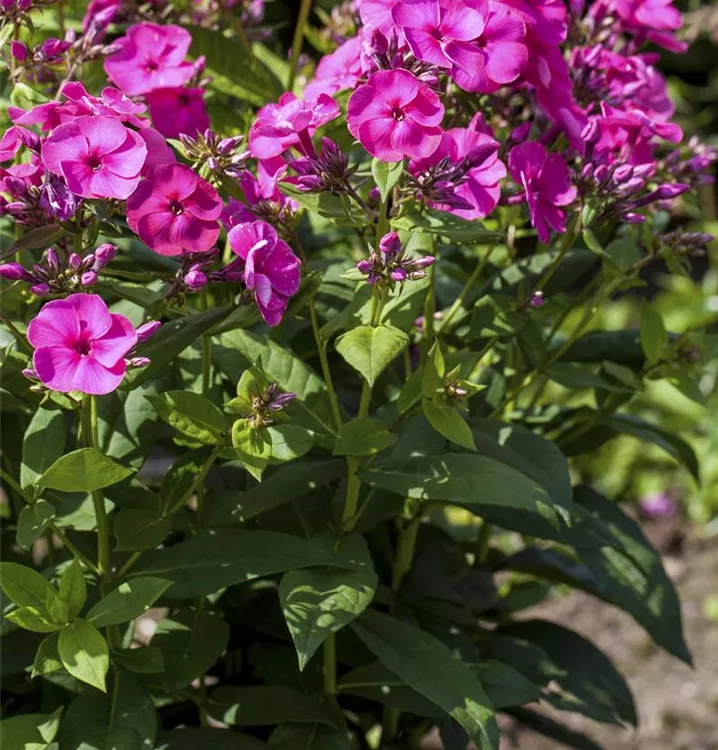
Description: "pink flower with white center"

(248, 93), (341, 159)
(104, 23), (195, 96)
(411, 119), (506, 220)
(126, 164), (222, 256)
(146, 88), (209, 139)
(441, 0), (529, 93)
(347, 69), (444, 162)
(28, 293), (137, 395)
(41, 116), (147, 200)
(508, 142), (577, 243)
(226, 221), (301, 327)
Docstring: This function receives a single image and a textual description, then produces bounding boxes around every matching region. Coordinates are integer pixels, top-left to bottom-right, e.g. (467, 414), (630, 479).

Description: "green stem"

(323, 631), (337, 695)
(533, 213), (582, 294)
(81, 397), (111, 589)
(423, 264), (436, 349)
(115, 551), (141, 580)
(437, 245), (496, 335)
(476, 521), (492, 564)
(287, 0), (312, 91)
(57, 0), (65, 36)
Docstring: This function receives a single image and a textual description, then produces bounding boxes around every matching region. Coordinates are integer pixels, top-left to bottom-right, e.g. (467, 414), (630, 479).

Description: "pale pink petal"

(357, 118), (403, 161)
(70, 293), (113, 339)
(484, 40), (528, 84)
(372, 69), (420, 108)
(75, 116), (129, 157)
(102, 129), (147, 178)
(441, 0), (486, 40)
(91, 314), (137, 367)
(34, 346), (82, 392)
(73, 355), (126, 395)
(406, 85), (444, 126)
(86, 168), (139, 200)
(41, 121), (86, 175)
(168, 214), (219, 253)
(404, 28), (451, 67)
(27, 300), (80, 348)
(392, 0), (440, 29)
(390, 120), (441, 159)
(136, 211), (177, 254)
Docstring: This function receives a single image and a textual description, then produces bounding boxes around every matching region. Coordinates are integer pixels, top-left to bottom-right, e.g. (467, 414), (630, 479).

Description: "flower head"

(146, 88), (210, 139)
(508, 141), (577, 243)
(126, 164), (222, 256)
(27, 293), (138, 395)
(104, 23), (195, 96)
(248, 93), (341, 159)
(41, 115), (147, 200)
(226, 220), (302, 326)
(347, 69), (444, 162)
(356, 231), (435, 286)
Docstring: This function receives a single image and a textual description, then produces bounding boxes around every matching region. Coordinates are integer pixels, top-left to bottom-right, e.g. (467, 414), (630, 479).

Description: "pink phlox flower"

(347, 69), (444, 162)
(226, 220), (302, 326)
(508, 141), (577, 243)
(356, 0), (403, 34)
(594, 0), (686, 52)
(126, 163), (222, 256)
(440, 0), (529, 94)
(146, 87), (210, 139)
(28, 293), (138, 395)
(41, 115), (147, 200)
(104, 23), (195, 96)
(0, 126), (39, 162)
(1, 158), (43, 188)
(304, 35), (364, 99)
(410, 116), (506, 220)
(248, 93), (341, 159)
(82, 0), (121, 32)
(221, 165), (296, 230)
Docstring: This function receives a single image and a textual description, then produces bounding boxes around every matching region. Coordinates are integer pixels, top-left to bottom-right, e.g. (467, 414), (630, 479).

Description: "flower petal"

(34, 346), (82, 392)
(73, 355), (127, 395)
(357, 118), (403, 161)
(27, 299), (80, 348)
(101, 129), (147, 178)
(91, 314), (138, 367)
(75, 116), (130, 157)
(69, 293), (113, 339)
(41, 121), (86, 175)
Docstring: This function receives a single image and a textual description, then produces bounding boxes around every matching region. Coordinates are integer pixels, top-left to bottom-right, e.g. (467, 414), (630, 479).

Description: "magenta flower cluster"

(1, 0), (714, 400)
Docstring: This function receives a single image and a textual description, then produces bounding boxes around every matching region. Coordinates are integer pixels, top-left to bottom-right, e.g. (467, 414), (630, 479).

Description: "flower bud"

(68, 253), (82, 270)
(657, 183), (689, 199)
(94, 243), (116, 267)
(127, 356), (151, 368)
(81, 271), (98, 286)
(0, 262), (32, 281)
(136, 320), (161, 343)
(30, 283), (51, 296)
(10, 40), (27, 61)
(185, 269), (208, 290)
(391, 268), (408, 282)
(581, 119), (601, 144)
(611, 164), (634, 184)
(379, 232), (402, 258)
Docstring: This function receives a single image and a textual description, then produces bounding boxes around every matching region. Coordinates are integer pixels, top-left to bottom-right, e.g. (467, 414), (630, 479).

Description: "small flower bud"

(0, 262), (32, 281)
(127, 356), (151, 368)
(657, 183), (689, 199)
(68, 253), (82, 270)
(10, 40), (27, 61)
(185, 269), (208, 290)
(30, 283), (51, 296)
(136, 320), (161, 343)
(22, 368), (38, 380)
(379, 231), (402, 258)
(81, 271), (98, 286)
(94, 243), (116, 267)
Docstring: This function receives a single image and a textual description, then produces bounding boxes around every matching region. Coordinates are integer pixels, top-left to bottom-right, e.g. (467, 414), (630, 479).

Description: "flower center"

(75, 340), (91, 356)
(431, 27), (444, 41)
(177, 94), (190, 106)
(145, 60), (159, 72)
(169, 199), (184, 216)
(392, 107), (405, 122)
(87, 154), (103, 171)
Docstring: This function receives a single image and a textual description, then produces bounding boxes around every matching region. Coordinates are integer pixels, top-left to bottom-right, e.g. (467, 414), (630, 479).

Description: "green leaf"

(0, 708), (62, 750)
(216, 329), (337, 436)
(335, 325), (409, 387)
(422, 397), (476, 451)
(132, 530), (349, 598)
(158, 728), (271, 750)
(3, 224), (64, 258)
(5, 606), (63, 633)
(57, 559), (86, 620)
(21, 406), (67, 493)
(393, 209), (501, 243)
(269, 724), (350, 750)
(544, 363), (632, 393)
(560, 329), (646, 368)
(87, 577), (173, 628)
(159, 451), (204, 516)
(639, 301), (668, 364)
(267, 424), (315, 462)
(279, 184), (352, 221)
(58, 618), (109, 692)
(508, 708), (604, 750)
(422, 341), (445, 398)
(38, 448), (134, 493)
(184, 26), (281, 106)
(361, 454), (559, 525)
(209, 687), (336, 726)
(99, 385), (161, 468)
(153, 609), (229, 689)
(57, 670), (157, 749)
(353, 610), (498, 749)
(126, 306), (231, 390)
(206, 460), (344, 526)
(280, 534), (377, 670)
(113, 508), (173, 551)
(333, 417), (397, 456)
(371, 159), (403, 202)
(32, 632), (62, 677)
(0, 561), (56, 611)
(147, 391), (229, 444)
(112, 645), (165, 674)
(16, 500), (56, 550)
(10, 81), (50, 109)
(491, 620), (636, 726)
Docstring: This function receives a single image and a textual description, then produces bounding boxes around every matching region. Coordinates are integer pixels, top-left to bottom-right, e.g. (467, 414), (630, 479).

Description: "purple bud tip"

(530, 291), (545, 308)
(356, 260), (373, 274)
(412, 256), (435, 269)
(185, 270), (208, 290)
(136, 320), (161, 343)
(22, 368), (38, 380)
(391, 268), (408, 282)
(127, 356), (151, 368)
(30, 283), (51, 296)
(657, 183), (690, 199)
(81, 271), (98, 286)
(94, 243), (116, 266)
(68, 253), (82, 270)
(379, 231), (402, 257)
(638, 492), (677, 519)
(0, 262), (31, 281)
(10, 41), (27, 61)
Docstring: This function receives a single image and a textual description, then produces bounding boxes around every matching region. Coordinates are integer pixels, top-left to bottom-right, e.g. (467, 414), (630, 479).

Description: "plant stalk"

(288, 0), (312, 91)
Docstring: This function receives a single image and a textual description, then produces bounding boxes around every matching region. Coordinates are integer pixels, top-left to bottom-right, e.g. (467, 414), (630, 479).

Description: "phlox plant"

(0, 0), (716, 749)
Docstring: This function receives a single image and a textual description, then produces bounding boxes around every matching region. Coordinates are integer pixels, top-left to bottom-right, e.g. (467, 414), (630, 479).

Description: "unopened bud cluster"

(356, 232), (435, 287)
(0, 244), (116, 297)
(290, 138), (357, 194)
(179, 128), (249, 184)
